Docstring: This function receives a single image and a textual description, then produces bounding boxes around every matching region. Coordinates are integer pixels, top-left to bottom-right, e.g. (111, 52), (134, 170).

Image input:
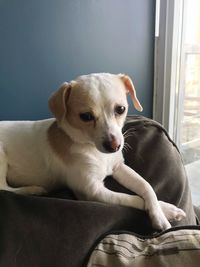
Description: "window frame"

(153, 0), (185, 146)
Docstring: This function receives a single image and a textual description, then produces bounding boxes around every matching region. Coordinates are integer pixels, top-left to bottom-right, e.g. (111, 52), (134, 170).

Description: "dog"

(0, 73), (185, 230)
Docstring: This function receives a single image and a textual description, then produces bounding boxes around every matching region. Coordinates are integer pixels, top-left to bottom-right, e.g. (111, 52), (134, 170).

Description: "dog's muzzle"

(102, 134), (121, 153)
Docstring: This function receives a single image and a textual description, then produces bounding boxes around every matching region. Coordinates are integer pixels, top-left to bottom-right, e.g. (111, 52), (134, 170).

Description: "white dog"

(0, 73), (185, 230)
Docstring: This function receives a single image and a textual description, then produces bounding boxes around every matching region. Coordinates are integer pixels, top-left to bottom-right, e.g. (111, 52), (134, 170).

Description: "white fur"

(0, 73), (185, 230)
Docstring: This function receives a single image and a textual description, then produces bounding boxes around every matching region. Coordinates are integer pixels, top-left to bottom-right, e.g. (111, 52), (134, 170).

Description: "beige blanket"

(88, 228), (200, 267)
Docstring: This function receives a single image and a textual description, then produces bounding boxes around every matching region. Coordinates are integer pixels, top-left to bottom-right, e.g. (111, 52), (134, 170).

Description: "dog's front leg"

(77, 176), (169, 230)
(112, 163), (172, 230)
(83, 180), (145, 210)
(73, 172), (168, 230)
(113, 163), (186, 229)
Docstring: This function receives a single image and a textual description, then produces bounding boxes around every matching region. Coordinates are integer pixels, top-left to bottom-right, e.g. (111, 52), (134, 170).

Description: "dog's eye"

(114, 105), (126, 115)
(79, 112), (95, 122)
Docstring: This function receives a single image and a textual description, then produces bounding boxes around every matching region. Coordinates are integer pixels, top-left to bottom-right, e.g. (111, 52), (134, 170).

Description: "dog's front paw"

(145, 200), (171, 230)
(148, 208), (171, 231)
(159, 201), (186, 222)
(15, 186), (47, 195)
(27, 186), (47, 195)
(31, 186), (47, 195)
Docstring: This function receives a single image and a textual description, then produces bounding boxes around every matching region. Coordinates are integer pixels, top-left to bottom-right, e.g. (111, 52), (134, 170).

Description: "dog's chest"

(69, 144), (123, 178)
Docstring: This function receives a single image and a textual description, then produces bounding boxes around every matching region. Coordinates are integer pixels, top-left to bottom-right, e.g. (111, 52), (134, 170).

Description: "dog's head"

(49, 73), (142, 153)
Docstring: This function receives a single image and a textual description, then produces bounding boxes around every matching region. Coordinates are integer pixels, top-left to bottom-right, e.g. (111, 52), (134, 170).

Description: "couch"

(0, 116), (198, 267)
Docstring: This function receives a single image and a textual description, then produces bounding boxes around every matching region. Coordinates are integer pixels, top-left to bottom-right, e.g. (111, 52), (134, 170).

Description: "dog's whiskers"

(123, 127), (136, 140)
(122, 127), (136, 153)
(123, 142), (132, 153)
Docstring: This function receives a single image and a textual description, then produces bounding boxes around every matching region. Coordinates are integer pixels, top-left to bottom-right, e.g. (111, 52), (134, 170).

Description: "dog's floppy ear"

(48, 82), (71, 121)
(119, 74), (143, 112)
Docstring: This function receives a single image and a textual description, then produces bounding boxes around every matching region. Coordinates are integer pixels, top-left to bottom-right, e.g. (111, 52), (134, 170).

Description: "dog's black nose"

(102, 138), (121, 153)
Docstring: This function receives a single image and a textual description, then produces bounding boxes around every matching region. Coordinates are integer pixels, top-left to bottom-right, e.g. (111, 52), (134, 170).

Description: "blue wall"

(0, 0), (155, 120)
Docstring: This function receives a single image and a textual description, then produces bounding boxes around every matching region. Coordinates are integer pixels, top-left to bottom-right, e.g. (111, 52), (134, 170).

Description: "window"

(180, 0), (200, 205)
(154, 0), (200, 205)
